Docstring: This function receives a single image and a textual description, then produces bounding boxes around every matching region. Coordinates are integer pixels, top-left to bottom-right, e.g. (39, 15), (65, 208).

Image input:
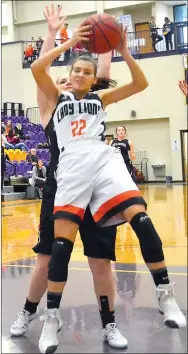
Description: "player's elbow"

(137, 78), (149, 92)
(31, 60), (43, 75)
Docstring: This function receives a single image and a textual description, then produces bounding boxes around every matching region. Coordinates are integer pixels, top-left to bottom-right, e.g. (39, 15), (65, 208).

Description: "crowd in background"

(149, 16), (174, 52)
(24, 15), (176, 64)
(1, 120), (48, 197)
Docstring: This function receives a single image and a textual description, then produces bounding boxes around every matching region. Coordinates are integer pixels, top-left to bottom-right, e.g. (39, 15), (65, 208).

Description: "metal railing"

(22, 23), (188, 67)
(26, 107), (40, 125)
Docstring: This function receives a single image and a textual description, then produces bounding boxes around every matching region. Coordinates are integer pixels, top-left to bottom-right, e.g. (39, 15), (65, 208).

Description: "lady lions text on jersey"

(53, 91), (106, 152)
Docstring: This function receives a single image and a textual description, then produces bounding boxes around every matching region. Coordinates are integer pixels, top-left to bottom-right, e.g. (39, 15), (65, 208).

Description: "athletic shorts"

(33, 176), (116, 261)
(53, 140), (146, 226)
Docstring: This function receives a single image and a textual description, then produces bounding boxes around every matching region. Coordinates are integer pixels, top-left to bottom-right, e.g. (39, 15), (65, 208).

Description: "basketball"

(80, 14), (122, 54)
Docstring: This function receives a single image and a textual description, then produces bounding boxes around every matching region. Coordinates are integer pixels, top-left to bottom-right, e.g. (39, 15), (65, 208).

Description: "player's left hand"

(43, 4), (67, 35)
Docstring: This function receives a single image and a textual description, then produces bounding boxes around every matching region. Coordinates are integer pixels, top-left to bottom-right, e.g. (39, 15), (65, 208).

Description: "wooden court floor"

(2, 184), (187, 267)
(2, 184), (187, 354)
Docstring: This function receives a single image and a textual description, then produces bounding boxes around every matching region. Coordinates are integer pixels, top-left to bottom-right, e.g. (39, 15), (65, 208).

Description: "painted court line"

(2, 264), (187, 276)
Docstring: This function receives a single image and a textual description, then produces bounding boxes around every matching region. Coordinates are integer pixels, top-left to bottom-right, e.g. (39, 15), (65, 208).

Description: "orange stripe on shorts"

(53, 205), (85, 219)
(93, 190), (141, 223)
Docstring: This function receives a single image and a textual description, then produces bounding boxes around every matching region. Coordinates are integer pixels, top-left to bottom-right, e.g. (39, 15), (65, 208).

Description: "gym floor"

(2, 184), (187, 353)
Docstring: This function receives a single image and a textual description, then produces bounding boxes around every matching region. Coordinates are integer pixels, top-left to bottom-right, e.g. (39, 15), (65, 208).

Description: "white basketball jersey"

(53, 91), (106, 152)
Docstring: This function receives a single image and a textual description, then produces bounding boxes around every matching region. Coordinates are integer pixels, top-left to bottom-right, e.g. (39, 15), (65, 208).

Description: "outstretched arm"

(99, 28), (148, 108)
(37, 4), (66, 127)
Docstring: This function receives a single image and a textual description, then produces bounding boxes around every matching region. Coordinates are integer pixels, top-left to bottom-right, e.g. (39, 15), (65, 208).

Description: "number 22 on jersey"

(71, 119), (86, 137)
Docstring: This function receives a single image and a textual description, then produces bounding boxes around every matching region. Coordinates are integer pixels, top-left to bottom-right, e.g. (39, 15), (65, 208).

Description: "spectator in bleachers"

(5, 119), (12, 135)
(163, 17), (174, 50)
(7, 129), (29, 151)
(30, 160), (46, 198)
(27, 148), (38, 166)
(60, 23), (70, 62)
(25, 44), (34, 61)
(1, 144), (5, 190)
(14, 123), (29, 140)
(1, 121), (5, 129)
(149, 16), (163, 52)
(36, 36), (43, 55)
(1, 127), (15, 149)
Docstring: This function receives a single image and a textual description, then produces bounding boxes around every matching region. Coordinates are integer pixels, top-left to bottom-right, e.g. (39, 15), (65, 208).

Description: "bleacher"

(2, 112), (51, 201)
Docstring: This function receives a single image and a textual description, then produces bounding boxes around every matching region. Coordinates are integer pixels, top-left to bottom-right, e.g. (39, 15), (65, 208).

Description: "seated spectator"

(30, 160), (46, 198)
(1, 127), (15, 150)
(14, 123), (29, 140)
(1, 144), (5, 190)
(27, 148), (38, 165)
(7, 129), (29, 151)
(1, 133), (10, 190)
(5, 119), (12, 135)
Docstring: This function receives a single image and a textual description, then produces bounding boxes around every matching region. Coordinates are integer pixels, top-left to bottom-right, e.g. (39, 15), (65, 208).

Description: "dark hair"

(91, 77), (117, 91)
(70, 54), (98, 76)
(1, 126), (5, 134)
(8, 129), (14, 138)
(116, 126), (126, 134)
(36, 159), (43, 176)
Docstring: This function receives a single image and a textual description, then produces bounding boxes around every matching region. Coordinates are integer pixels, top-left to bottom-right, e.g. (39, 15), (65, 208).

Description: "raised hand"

(179, 80), (188, 96)
(43, 4), (67, 34)
(115, 25), (129, 55)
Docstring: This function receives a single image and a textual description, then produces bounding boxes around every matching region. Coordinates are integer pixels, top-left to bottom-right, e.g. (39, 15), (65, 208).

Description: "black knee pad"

(130, 212), (164, 263)
(48, 237), (73, 282)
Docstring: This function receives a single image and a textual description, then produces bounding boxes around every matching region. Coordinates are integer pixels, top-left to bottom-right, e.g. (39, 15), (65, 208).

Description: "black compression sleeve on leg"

(48, 237), (73, 282)
(130, 212), (164, 263)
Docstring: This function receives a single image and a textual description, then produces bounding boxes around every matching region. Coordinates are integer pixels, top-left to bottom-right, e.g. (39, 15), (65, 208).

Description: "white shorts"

(53, 140), (146, 226)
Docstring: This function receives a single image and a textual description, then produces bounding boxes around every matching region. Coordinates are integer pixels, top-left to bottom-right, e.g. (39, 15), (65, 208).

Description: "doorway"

(135, 22), (153, 54)
(180, 130), (188, 182)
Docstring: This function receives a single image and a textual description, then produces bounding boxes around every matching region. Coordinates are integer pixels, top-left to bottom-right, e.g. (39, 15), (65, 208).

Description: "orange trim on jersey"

(93, 190), (141, 223)
(53, 205), (85, 219)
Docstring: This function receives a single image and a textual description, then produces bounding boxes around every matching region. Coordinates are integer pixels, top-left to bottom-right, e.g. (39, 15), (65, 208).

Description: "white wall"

(14, 0), (97, 24)
(105, 3), (152, 27)
(154, 1), (173, 27)
(17, 3), (153, 41)
(2, 1), (175, 42)
(2, 44), (186, 180)
(2, 27), (9, 43)
(103, 1), (153, 10)
(106, 118), (171, 181)
(1, 1), (17, 42)
(17, 12), (96, 41)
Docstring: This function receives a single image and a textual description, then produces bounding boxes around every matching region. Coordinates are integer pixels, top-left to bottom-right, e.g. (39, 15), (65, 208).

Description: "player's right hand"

(70, 25), (92, 46)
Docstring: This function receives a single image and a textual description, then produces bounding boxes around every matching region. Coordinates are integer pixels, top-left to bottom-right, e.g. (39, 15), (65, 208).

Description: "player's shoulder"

(59, 91), (73, 102)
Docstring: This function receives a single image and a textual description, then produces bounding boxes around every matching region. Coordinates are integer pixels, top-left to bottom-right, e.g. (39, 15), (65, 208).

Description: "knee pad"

(130, 212), (164, 263)
(48, 237), (73, 282)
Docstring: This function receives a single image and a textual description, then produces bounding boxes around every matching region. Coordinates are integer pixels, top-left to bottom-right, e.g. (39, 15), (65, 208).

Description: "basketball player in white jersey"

(31, 9), (186, 354)
(10, 4), (128, 350)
